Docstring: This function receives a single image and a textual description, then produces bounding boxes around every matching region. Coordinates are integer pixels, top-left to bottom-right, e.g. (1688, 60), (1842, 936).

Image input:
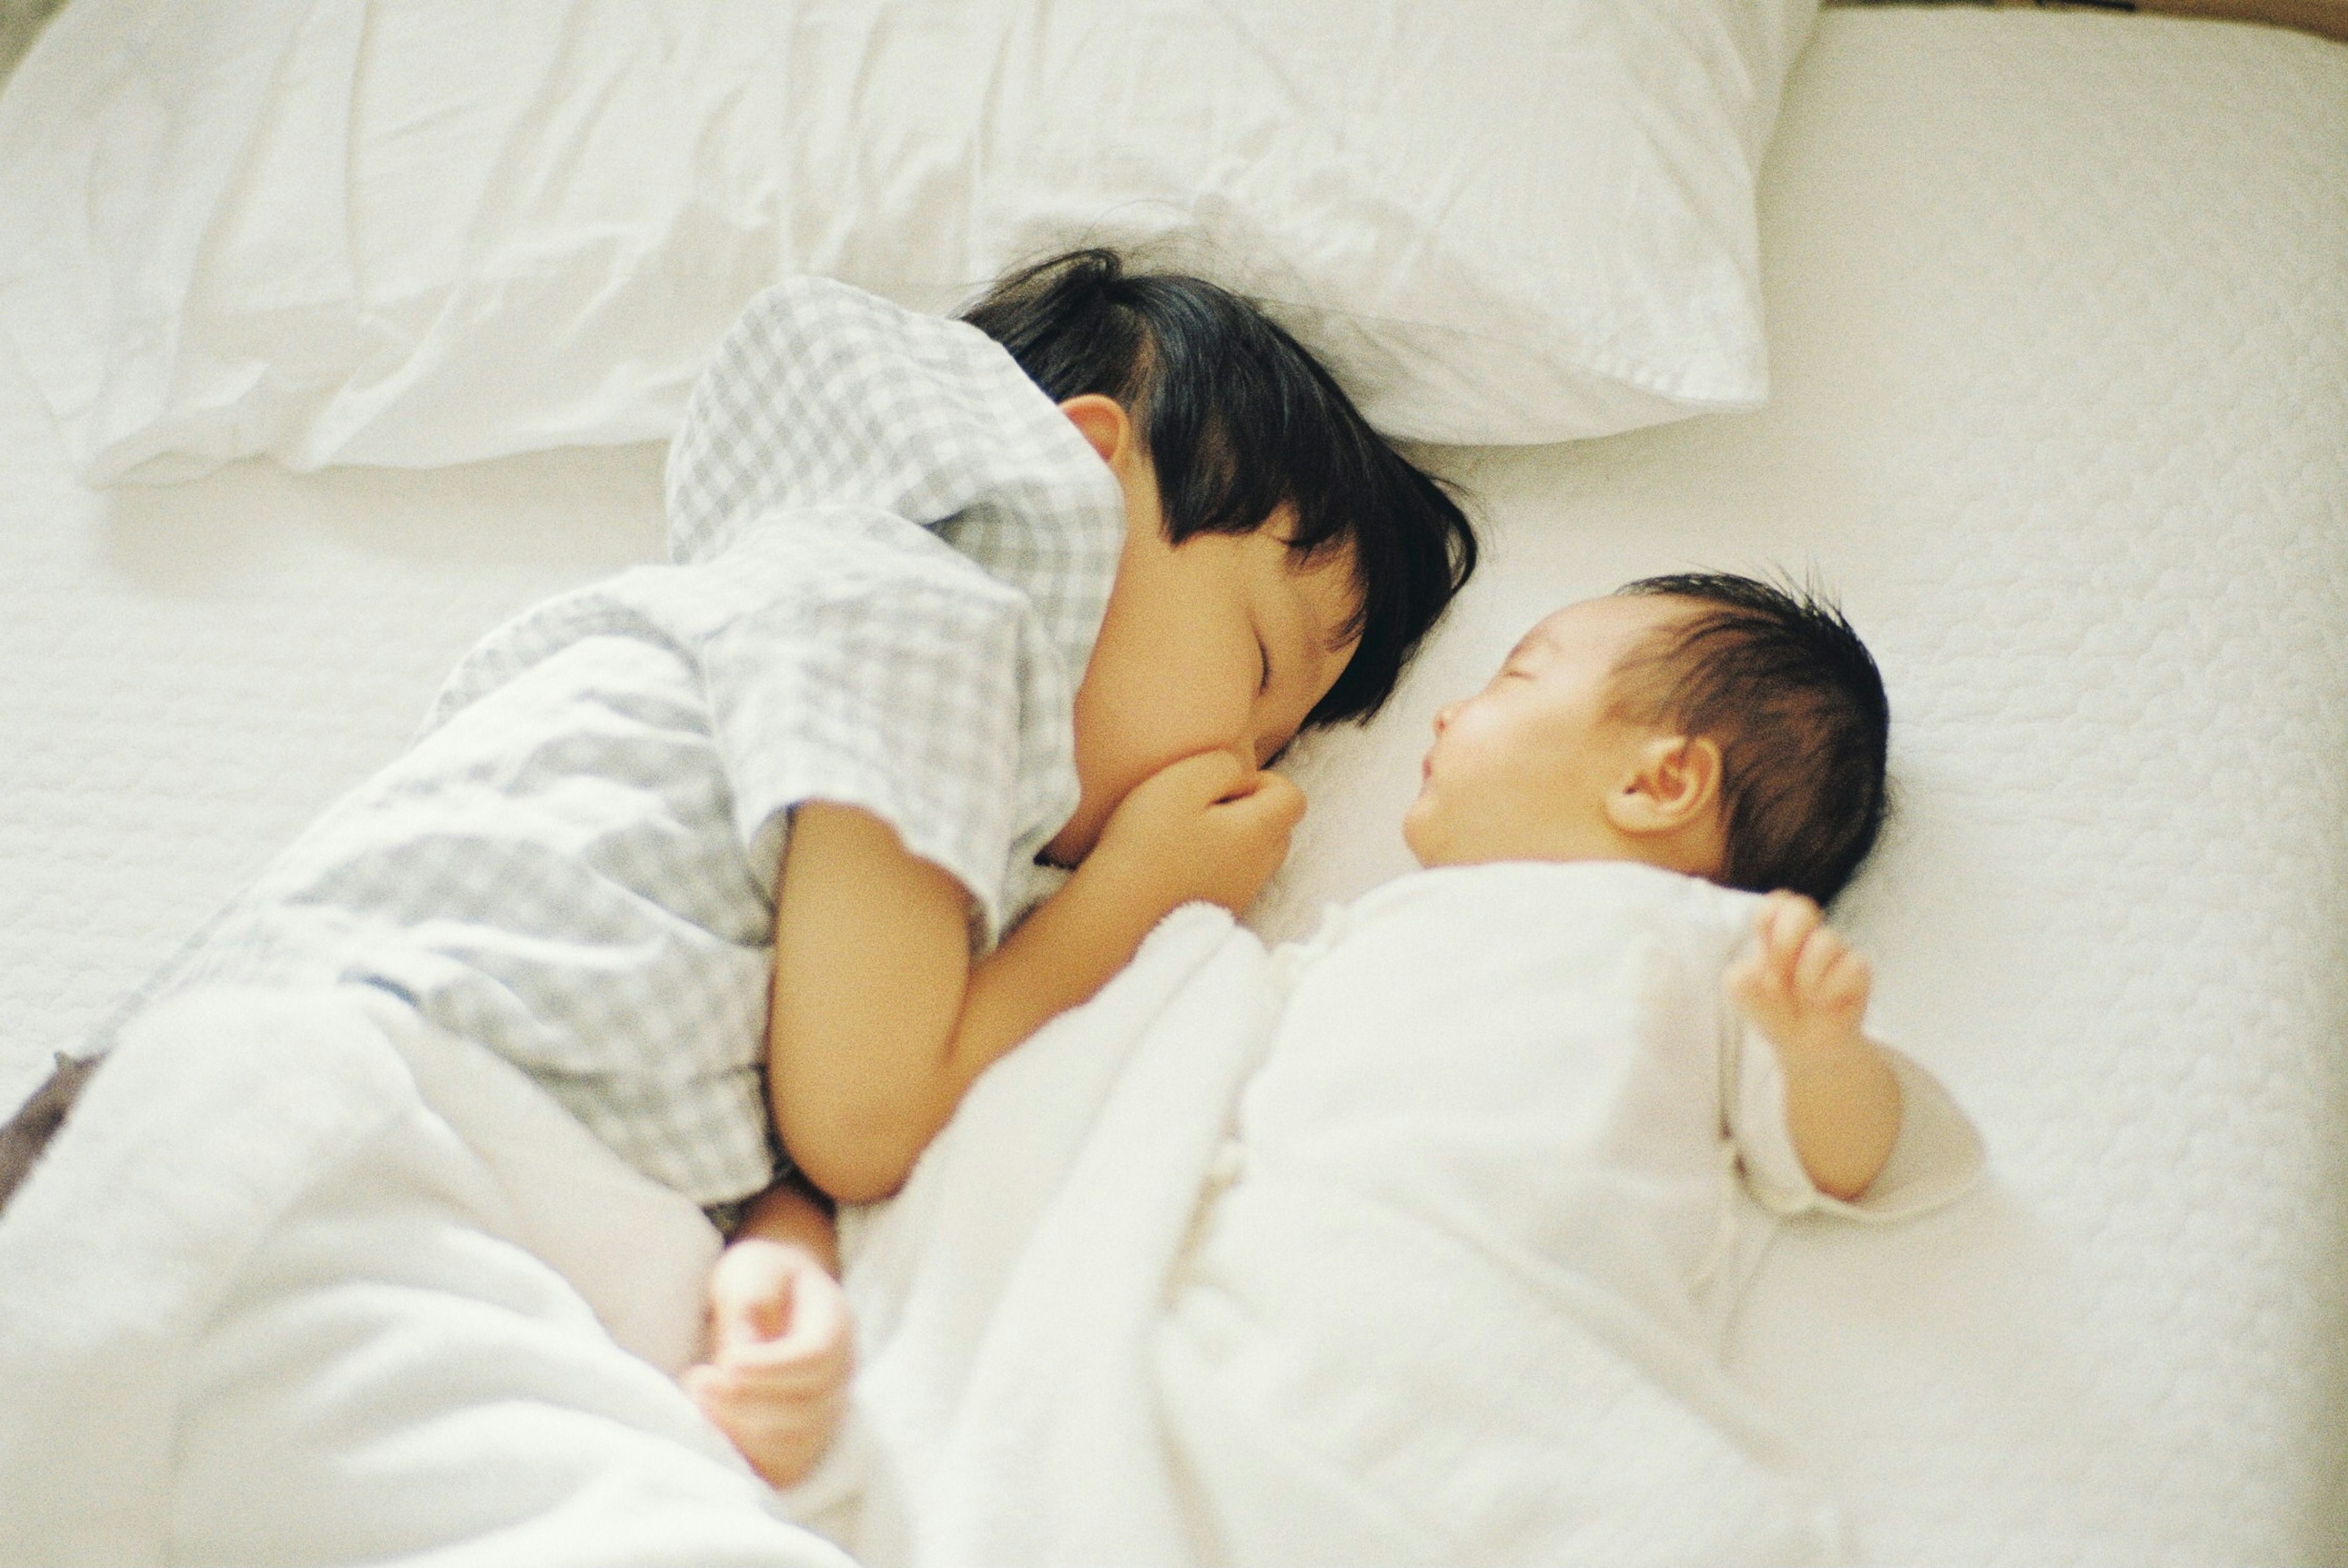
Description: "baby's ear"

(1606, 735), (1722, 836)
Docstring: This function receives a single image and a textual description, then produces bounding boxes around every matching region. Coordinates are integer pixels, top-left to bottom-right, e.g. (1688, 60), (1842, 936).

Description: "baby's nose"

(1433, 702), (1458, 735)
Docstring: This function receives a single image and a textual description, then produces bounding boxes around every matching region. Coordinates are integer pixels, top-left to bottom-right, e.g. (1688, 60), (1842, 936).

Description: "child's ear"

(1059, 394), (1132, 466)
(1604, 735), (1722, 837)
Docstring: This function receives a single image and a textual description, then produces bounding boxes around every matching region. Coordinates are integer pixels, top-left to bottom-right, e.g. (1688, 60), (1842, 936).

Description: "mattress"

(2, 7), (2344, 1565)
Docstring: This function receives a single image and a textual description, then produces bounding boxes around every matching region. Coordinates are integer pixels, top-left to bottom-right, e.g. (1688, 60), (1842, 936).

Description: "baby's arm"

(1724, 893), (1902, 1202)
(767, 749), (1302, 1204)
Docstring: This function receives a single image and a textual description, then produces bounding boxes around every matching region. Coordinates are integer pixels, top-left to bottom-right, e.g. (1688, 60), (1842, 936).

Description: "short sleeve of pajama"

(696, 520), (1041, 946)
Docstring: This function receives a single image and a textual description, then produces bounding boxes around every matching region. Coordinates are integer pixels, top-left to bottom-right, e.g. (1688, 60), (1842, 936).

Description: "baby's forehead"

(1513, 592), (1684, 653)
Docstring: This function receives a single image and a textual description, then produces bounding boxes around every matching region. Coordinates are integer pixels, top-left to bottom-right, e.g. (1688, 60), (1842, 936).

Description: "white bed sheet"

(2, 7), (2343, 1566)
(0, 358), (670, 1114)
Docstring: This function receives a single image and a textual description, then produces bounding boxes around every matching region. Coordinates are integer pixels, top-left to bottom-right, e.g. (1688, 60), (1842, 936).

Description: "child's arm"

(725, 1171), (841, 1267)
(688, 741), (1293, 1487)
(767, 749), (1302, 1204)
(1724, 892), (1902, 1202)
(682, 1176), (850, 1489)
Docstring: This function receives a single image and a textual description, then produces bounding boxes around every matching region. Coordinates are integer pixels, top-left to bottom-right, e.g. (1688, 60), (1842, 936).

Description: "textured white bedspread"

(2, 9), (2344, 1565)
(1249, 13), (2348, 1564)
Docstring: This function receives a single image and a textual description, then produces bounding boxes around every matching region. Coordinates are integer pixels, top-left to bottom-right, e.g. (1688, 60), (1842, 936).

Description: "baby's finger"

(1733, 910), (1784, 984)
(1747, 896), (1790, 968)
(1792, 922), (1844, 998)
(1818, 945), (1872, 1012)
(1742, 903), (1795, 991)
(1727, 939), (1800, 1018)
(1768, 893), (1823, 955)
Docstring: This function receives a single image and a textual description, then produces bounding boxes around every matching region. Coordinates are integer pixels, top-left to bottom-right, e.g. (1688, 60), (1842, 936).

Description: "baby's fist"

(1726, 891), (1872, 1061)
(682, 1238), (853, 1489)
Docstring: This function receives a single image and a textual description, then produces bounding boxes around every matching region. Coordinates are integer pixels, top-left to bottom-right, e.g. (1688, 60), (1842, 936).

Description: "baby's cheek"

(1401, 795), (1438, 865)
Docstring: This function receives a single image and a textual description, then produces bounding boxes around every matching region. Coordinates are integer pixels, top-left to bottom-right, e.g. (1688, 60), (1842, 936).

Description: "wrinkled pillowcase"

(0, 0), (1815, 482)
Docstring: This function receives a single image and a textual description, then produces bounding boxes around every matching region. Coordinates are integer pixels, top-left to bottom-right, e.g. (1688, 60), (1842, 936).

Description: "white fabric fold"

(808, 861), (1984, 1566)
(0, 984), (848, 1568)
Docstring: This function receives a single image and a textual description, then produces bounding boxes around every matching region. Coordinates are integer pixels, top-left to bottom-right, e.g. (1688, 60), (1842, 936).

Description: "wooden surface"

(2115, 0), (2348, 40)
(1836, 0), (2348, 43)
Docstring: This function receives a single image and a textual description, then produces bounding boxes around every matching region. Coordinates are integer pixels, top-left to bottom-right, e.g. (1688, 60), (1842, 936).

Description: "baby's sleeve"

(1725, 1020), (1986, 1222)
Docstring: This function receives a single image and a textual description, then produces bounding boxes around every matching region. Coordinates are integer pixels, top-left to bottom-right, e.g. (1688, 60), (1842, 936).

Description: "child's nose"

(1433, 702), (1458, 735)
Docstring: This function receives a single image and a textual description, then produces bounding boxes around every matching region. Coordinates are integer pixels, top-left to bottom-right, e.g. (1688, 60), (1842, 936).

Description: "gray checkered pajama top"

(110, 280), (1126, 1207)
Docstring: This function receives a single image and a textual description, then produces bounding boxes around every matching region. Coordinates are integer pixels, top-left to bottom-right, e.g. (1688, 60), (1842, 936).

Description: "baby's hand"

(681, 1238), (853, 1489)
(1725, 891), (1872, 1061)
(1090, 749), (1306, 918)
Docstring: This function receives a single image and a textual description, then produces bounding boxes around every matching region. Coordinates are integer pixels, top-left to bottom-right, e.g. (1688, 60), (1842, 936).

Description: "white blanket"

(0, 863), (1975, 1567)
(0, 985), (851, 1568)
(805, 861), (1981, 1567)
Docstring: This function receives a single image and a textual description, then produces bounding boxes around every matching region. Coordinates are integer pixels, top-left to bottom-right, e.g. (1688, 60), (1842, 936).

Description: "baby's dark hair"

(960, 248), (1477, 727)
(1612, 573), (1890, 906)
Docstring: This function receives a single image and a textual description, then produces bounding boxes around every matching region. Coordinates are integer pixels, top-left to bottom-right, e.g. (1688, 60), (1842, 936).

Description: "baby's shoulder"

(1340, 860), (1754, 942)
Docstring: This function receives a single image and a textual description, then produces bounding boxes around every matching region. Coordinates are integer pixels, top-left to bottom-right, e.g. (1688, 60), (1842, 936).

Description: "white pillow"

(0, 0), (1814, 484)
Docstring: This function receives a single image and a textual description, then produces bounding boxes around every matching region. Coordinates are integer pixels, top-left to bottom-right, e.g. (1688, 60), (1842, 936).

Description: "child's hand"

(1088, 749), (1306, 917)
(1725, 891), (1872, 1062)
(681, 1237), (852, 1489)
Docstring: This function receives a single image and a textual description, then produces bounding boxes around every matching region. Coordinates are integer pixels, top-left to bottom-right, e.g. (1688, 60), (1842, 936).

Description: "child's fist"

(1091, 749), (1306, 917)
(1725, 891), (1872, 1061)
(681, 1238), (852, 1489)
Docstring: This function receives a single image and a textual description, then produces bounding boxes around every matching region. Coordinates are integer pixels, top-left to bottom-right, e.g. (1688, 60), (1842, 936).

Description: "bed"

(1, 3), (2342, 1564)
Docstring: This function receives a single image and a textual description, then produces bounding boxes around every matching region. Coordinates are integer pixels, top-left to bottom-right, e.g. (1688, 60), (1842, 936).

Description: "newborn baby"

(1134, 572), (1981, 1564)
(1398, 571), (1914, 1204)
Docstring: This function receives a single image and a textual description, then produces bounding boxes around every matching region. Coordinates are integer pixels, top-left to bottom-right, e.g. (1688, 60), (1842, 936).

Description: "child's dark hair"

(959, 248), (1477, 727)
(1612, 573), (1890, 906)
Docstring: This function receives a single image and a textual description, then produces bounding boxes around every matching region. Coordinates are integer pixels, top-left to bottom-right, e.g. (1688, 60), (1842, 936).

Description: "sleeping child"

(738, 574), (1984, 1565)
(0, 250), (1475, 1564)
